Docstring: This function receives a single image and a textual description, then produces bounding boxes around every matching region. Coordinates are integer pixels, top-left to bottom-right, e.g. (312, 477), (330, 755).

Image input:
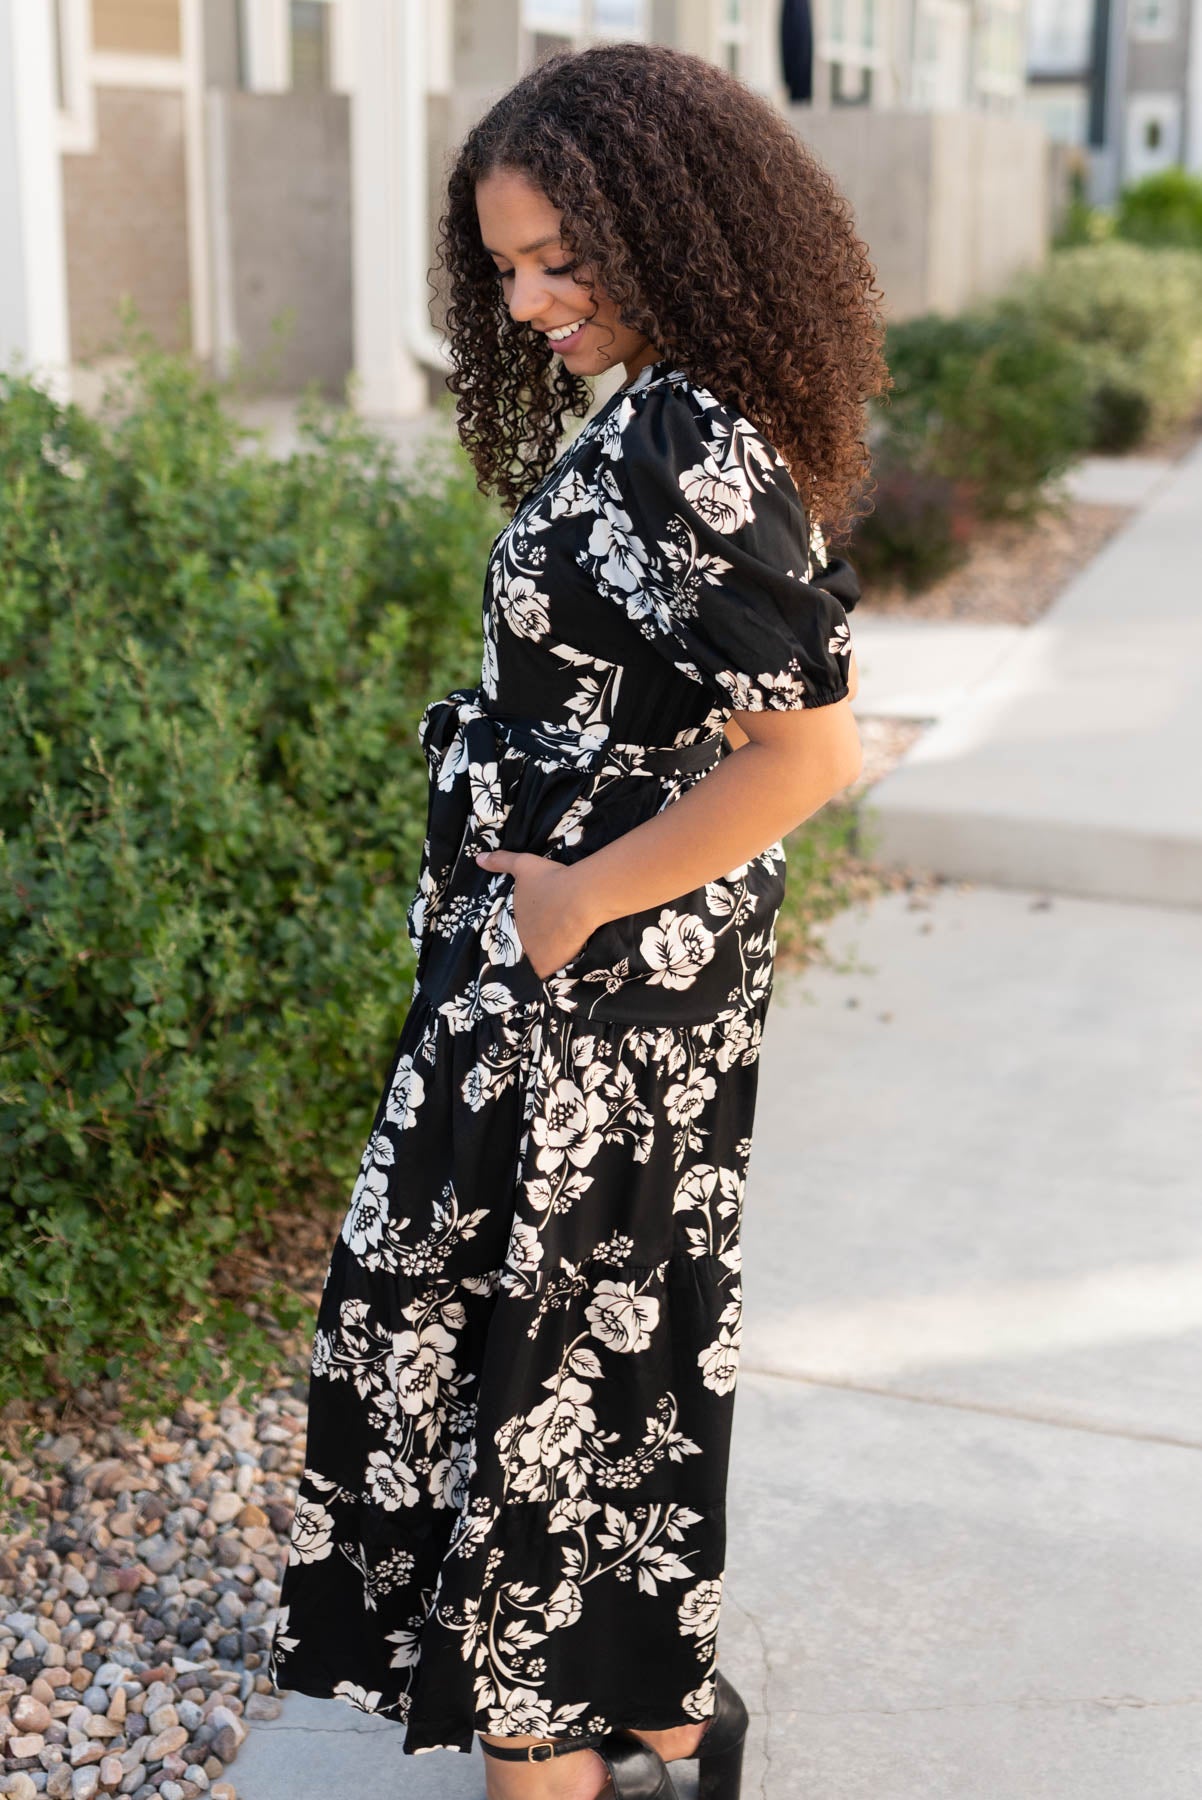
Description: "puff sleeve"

(585, 379), (860, 712)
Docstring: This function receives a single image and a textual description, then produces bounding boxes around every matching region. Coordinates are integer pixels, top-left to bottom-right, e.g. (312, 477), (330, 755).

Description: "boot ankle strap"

(478, 1732), (607, 1763)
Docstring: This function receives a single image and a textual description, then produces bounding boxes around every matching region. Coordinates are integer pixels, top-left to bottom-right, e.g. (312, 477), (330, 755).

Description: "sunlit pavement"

(863, 437), (1202, 908)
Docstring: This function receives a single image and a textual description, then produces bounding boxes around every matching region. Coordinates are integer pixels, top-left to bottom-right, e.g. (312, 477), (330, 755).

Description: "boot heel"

(697, 1734), (744, 1800)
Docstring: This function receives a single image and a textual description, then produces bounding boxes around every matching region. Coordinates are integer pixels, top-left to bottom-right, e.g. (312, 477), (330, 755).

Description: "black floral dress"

(266, 359), (860, 1753)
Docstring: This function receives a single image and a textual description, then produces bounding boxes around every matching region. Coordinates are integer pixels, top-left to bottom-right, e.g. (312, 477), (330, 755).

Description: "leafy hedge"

(1115, 168), (1202, 250)
(854, 239), (1202, 586)
(1, 349), (501, 1410)
(1001, 241), (1202, 448)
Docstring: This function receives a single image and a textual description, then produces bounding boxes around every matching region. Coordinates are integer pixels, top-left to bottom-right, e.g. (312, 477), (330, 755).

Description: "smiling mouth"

(543, 319), (588, 343)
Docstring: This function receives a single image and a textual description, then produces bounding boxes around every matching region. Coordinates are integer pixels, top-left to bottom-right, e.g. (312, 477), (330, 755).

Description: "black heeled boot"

(478, 1726), (678, 1799)
(694, 1670), (750, 1800)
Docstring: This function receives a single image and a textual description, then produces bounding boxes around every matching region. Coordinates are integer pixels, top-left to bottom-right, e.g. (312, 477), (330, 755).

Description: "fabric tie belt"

(409, 686), (726, 978)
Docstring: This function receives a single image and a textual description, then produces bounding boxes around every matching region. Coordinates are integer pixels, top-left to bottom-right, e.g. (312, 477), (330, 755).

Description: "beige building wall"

(787, 107), (1049, 320)
(211, 90), (353, 395)
(61, 85), (192, 358)
(92, 0), (181, 56)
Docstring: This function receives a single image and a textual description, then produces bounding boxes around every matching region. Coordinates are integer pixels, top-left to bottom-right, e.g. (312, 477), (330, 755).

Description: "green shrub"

(849, 463), (975, 591)
(878, 309), (1093, 518)
(0, 348), (501, 1413)
(1053, 163), (1114, 249)
(1001, 241), (1202, 445)
(1115, 167), (1202, 249)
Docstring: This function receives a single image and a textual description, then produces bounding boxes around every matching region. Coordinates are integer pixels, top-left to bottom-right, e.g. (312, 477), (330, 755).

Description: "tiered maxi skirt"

(267, 685), (779, 1754)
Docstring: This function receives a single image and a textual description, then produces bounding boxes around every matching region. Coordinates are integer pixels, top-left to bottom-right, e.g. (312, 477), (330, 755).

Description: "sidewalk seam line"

(740, 1362), (1202, 1451)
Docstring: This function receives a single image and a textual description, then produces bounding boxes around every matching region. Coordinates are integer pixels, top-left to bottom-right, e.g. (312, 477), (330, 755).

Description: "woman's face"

(475, 166), (662, 386)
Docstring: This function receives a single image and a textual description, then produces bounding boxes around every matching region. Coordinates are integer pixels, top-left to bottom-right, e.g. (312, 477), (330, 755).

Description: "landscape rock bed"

(860, 497), (1132, 624)
(0, 1391), (308, 1800)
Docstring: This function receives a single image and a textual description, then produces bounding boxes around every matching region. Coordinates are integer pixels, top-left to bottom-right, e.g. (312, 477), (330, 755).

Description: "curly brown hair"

(434, 41), (889, 542)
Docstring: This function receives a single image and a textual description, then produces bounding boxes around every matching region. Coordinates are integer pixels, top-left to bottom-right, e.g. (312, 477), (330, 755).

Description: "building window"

(1125, 92), (1182, 174)
(290, 0), (329, 90)
(974, 0), (1025, 103)
(820, 0), (884, 104)
(1128, 0), (1176, 37)
(532, 31), (574, 62)
(1026, 0), (1094, 75)
(832, 60), (873, 100)
(593, 0), (644, 27)
(717, 0), (750, 75)
(54, 0), (96, 152)
(911, 0), (970, 109)
(521, 0), (646, 55)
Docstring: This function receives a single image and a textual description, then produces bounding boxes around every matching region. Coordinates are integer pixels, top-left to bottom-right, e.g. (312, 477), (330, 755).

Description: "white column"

(1187, 0), (1202, 170)
(241, 0), (290, 93)
(180, 0), (212, 359)
(0, 0), (70, 398)
(350, 0), (450, 418)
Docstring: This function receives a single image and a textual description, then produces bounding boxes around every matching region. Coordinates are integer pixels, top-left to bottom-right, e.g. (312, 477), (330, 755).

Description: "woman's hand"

(474, 848), (598, 981)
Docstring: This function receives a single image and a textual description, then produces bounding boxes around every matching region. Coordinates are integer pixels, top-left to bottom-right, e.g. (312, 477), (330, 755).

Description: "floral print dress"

(266, 359), (860, 1754)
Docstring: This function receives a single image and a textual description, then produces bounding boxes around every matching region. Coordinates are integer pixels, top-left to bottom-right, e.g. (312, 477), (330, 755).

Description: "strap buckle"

(527, 1741), (555, 1762)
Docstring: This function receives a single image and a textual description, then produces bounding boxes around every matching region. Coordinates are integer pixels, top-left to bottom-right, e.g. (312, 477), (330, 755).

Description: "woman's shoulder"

(594, 360), (827, 575)
(603, 361), (795, 495)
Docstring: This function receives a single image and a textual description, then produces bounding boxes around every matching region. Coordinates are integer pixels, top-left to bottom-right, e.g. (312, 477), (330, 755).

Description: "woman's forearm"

(566, 732), (857, 935)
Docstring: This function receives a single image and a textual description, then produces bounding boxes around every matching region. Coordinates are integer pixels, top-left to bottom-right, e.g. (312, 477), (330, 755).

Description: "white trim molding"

(90, 50), (186, 88)
(0, 0), (71, 395)
(55, 0), (96, 152)
(1189, 0), (1202, 169)
(240, 0), (290, 93)
(180, 0), (210, 359)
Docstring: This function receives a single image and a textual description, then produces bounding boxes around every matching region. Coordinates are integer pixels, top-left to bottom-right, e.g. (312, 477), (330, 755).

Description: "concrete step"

(859, 438), (1202, 908)
(848, 618), (1025, 721)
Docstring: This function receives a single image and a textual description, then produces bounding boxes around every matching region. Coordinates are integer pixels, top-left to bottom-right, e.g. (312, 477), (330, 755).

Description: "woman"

(268, 40), (887, 1800)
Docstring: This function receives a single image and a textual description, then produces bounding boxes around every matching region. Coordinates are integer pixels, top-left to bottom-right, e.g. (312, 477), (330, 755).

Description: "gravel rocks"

(858, 497), (1133, 625)
(0, 1390), (306, 1800)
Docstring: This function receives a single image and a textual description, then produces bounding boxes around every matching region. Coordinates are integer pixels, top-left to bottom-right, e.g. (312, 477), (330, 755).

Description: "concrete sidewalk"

(862, 437), (1202, 908)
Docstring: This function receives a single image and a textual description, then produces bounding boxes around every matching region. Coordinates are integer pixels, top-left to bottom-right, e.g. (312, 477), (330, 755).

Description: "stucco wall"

(213, 90), (353, 396)
(61, 85), (191, 358)
(786, 108), (1050, 321)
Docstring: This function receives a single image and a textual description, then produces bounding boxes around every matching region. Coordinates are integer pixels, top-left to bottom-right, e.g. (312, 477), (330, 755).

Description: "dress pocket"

(509, 877), (597, 989)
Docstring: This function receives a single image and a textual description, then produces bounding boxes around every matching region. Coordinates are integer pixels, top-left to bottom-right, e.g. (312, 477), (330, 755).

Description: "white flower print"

(677, 1578), (723, 1639)
(428, 1439), (473, 1511)
(505, 1218), (545, 1275)
(517, 1375), (598, 1471)
(543, 1578), (583, 1632)
(383, 1054), (425, 1131)
(387, 1626), (421, 1669)
(664, 1067), (718, 1129)
(548, 1495), (602, 1533)
(698, 1325), (741, 1395)
(530, 1076), (610, 1173)
(288, 1495), (335, 1566)
(585, 1280), (661, 1355)
(269, 1603), (299, 1659)
(365, 1448), (420, 1510)
(640, 908), (716, 990)
(585, 500), (648, 593)
(386, 1322), (456, 1416)
(487, 1688), (552, 1735)
(481, 884), (525, 970)
(682, 1676), (717, 1719)
(334, 1681), (383, 1711)
(678, 452), (754, 533)
(499, 574), (551, 640)
(342, 1160), (390, 1256)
